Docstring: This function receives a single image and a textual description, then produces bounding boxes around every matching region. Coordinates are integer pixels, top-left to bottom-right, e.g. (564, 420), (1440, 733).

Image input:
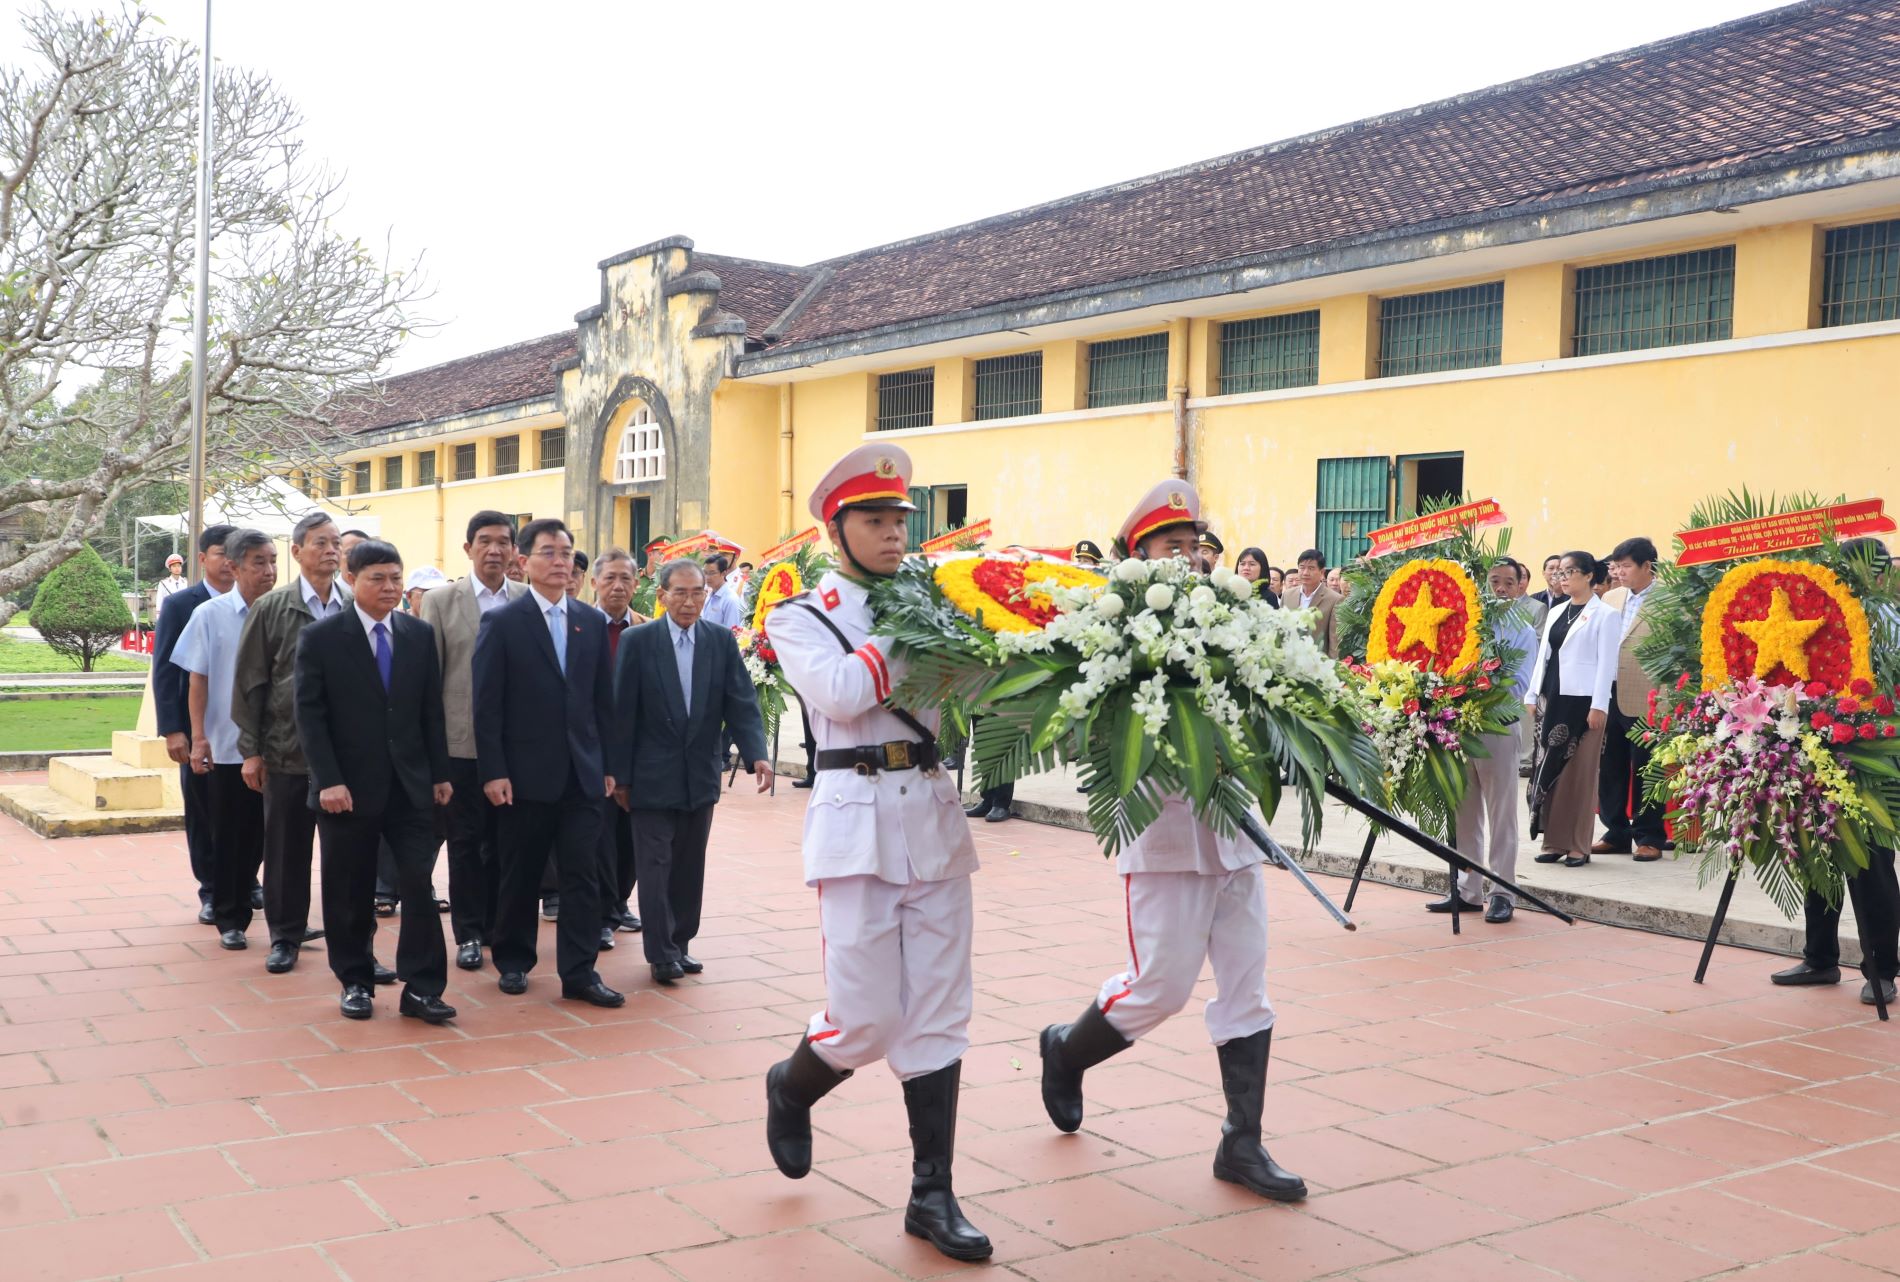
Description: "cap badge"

(1167, 491), (1188, 511)
(874, 457), (898, 479)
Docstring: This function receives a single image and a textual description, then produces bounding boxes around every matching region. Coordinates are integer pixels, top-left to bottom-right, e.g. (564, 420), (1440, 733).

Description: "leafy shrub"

(32, 545), (133, 670)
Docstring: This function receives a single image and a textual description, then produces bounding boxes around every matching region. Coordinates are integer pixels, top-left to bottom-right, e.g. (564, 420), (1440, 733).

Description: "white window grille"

(613, 407), (664, 482)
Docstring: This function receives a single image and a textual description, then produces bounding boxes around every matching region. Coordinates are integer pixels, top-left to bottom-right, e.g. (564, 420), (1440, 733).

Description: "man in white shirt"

(699, 554), (746, 631)
(1598, 536), (1665, 861)
(172, 529), (278, 950)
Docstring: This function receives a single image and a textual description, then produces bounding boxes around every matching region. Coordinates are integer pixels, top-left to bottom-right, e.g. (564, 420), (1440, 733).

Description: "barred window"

(382, 456), (403, 490)
(538, 427), (566, 469)
(1378, 284), (1504, 377)
(454, 443), (477, 481)
(1086, 333), (1168, 408)
(614, 407), (664, 483)
(1219, 312), (1320, 394)
(352, 460), (371, 493)
(1573, 247), (1734, 356)
(323, 470), (343, 499)
(1822, 219), (1900, 327)
(492, 434), (520, 477)
(876, 368), (935, 432)
(416, 451), (437, 485)
(972, 352), (1042, 420)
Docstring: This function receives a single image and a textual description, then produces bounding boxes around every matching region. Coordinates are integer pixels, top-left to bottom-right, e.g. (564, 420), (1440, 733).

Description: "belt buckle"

(882, 741), (912, 770)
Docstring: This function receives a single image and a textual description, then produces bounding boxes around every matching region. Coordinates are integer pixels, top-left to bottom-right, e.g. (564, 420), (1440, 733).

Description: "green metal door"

(906, 486), (932, 551)
(1315, 457), (1389, 567)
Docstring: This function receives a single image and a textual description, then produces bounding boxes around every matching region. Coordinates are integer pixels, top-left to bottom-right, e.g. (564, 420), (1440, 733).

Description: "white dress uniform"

(770, 569), (979, 1078)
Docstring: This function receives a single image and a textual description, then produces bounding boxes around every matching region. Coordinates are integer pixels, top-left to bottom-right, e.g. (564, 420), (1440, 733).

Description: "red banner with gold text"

(1675, 498), (1897, 567)
(920, 518), (992, 555)
(1365, 500), (1507, 557)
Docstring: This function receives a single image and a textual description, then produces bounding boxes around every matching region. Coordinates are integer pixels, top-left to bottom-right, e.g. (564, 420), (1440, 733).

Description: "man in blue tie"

(292, 540), (456, 1023)
(473, 518), (622, 1007)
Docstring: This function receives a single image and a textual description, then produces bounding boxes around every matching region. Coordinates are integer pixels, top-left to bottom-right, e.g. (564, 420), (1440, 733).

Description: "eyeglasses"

(664, 587), (709, 599)
(528, 548), (574, 562)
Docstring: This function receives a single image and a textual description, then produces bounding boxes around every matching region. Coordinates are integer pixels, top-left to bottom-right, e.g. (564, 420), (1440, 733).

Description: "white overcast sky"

(8, 0), (1787, 373)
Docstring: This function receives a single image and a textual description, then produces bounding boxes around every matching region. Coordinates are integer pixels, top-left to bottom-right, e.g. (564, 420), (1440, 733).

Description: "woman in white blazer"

(1524, 550), (1621, 866)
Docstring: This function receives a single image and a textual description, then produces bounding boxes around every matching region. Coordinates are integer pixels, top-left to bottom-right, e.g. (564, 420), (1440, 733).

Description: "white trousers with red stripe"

(805, 873), (973, 1080)
(1094, 867), (1275, 1045)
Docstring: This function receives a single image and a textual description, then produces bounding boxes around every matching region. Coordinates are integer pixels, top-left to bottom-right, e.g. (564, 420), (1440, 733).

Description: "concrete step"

(0, 784), (183, 837)
(112, 731), (173, 770)
(48, 755), (175, 811)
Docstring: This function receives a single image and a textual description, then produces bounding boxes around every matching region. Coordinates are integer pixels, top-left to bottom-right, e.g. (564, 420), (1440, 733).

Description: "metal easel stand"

(1698, 865), (1889, 1022)
(1323, 781), (1576, 933)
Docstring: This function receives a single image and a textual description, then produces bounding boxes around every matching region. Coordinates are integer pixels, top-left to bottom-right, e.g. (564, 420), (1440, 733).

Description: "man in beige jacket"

(1282, 547), (1343, 658)
(418, 511), (528, 970)
(1597, 537), (1664, 861)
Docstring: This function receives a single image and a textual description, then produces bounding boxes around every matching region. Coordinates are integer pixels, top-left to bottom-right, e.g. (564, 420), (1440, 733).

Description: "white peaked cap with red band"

(809, 444), (920, 525)
(1118, 479), (1208, 548)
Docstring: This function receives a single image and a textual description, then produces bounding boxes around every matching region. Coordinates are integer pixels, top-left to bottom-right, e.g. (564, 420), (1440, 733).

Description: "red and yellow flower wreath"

(1700, 558), (1874, 692)
(1365, 558), (1482, 675)
(749, 561), (804, 633)
(935, 558), (1106, 634)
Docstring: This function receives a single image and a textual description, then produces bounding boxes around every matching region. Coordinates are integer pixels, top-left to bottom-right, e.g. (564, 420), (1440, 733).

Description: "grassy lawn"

(0, 634), (148, 674)
(0, 696), (142, 752)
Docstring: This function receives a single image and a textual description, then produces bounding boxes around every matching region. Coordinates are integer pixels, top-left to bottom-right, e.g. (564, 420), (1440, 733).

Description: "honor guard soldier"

(1038, 479), (1307, 1203)
(1198, 528), (1226, 570)
(1072, 538), (1106, 568)
(762, 444), (991, 1263)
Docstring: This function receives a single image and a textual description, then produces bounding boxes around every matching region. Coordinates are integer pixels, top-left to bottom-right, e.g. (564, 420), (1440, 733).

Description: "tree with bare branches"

(0, 3), (426, 621)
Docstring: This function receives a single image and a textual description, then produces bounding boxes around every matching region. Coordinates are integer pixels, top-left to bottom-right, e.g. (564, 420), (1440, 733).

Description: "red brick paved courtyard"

(0, 779), (1897, 1281)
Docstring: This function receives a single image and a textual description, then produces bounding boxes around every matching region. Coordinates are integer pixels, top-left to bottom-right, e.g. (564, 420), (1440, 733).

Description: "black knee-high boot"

(1212, 1028), (1306, 1201)
(1039, 1000), (1132, 1133)
(901, 1060), (992, 1262)
(765, 1037), (850, 1179)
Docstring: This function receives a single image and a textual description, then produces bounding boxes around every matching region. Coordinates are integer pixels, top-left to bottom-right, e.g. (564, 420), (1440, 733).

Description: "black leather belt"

(815, 740), (941, 775)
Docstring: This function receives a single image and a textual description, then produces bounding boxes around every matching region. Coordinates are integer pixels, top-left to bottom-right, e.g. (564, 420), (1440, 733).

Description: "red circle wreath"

(1373, 566), (1476, 675)
(1709, 567), (1862, 691)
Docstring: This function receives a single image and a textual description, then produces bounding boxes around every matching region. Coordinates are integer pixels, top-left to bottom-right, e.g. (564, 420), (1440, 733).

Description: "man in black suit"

(294, 540), (456, 1023)
(473, 518), (622, 1008)
(614, 558), (770, 984)
(152, 523), (236, 923)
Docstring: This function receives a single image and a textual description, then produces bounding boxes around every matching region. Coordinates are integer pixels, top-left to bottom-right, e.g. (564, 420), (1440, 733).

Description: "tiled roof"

(767, 1), (1900, 348)
(692, 254), (815, 338)
(336, 331), (575, 436)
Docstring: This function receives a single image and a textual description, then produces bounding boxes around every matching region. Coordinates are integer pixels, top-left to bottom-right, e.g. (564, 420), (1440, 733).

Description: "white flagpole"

(186, 0), (213, 582)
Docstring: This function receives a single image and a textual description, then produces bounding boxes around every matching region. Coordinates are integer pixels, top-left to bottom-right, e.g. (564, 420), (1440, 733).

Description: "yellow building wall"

(341, 472), (565, 573)
(709, 381), (785, 558)
(1195, 329), (1900, 566)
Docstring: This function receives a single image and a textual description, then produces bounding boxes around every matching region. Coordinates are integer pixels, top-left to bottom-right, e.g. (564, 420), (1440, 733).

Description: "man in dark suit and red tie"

(613, 556), (770, 985)
(293, 539), (456, 1023)
(473, 518), (622, 1008)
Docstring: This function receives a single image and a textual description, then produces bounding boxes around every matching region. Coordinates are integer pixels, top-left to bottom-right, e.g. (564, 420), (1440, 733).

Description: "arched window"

(613, 406), (664, 482)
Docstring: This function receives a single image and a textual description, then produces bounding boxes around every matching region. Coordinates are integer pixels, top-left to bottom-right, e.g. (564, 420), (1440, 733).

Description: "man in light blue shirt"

(173, 529), (278, 950)
(1430, 562), (1538, 923)
(699, 555), (745, 631)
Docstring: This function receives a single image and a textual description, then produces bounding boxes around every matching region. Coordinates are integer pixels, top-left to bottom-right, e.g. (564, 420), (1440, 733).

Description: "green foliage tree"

(30, 543), (131, 671)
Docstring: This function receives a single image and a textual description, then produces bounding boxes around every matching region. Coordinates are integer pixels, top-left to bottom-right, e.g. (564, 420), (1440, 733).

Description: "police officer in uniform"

(1198, 528), (1226, 571)
(1038, 480), (1307, 1204)
(762, 444), (990, 1263)
(1072, 538), (1106, 569)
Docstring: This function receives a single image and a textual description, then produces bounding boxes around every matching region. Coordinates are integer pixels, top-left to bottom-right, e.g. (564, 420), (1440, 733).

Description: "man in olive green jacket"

(232, 513), (351, 974)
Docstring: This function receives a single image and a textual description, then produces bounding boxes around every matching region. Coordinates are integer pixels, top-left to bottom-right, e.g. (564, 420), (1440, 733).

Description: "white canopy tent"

(135, 475), (380, 542)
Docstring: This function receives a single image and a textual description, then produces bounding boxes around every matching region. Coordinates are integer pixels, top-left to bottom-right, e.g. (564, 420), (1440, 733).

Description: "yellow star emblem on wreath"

(1391, 589), (1455, 656)
(1733, 587), (1826, 681)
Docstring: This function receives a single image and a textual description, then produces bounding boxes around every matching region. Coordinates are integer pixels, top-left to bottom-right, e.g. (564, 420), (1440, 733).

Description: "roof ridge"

(690, 251), (818, 277)
(383, 329), (574, 383)
(810, 0), (1830, 269)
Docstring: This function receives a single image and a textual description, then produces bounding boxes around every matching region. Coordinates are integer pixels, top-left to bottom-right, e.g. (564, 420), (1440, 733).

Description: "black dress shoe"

(1771, 961), (1841, 986)
(300, 926), (326, 943)
(650, 961), (683, 986)
(250, 886), (264, 910)
(218, 928), (247, 950)
(599, 926), (616, 951)
(400, 991), (457, 1024)
(456, 940), (483, 970)
(540, 896), (560, 921)
(679, 955), (704, 974)
(196, 902), (215, 926)
(1862, 978), (1898, 1006)
(1484, 894), (1514, 924)
(1534, 851), (1564, 863)
(265, 941), (298, 973)
(616, 910), (643, 933)
(984, 806), (1011, 823)
(1425, 894), (1483, 914)
(498, 971), (528, 995)
(339, 984), (373, 1019)
(372, 963), (398, 985)
(962, 800), (991, 818)
(791, 776), (814, 789)
(563, 980), (626, 1008)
